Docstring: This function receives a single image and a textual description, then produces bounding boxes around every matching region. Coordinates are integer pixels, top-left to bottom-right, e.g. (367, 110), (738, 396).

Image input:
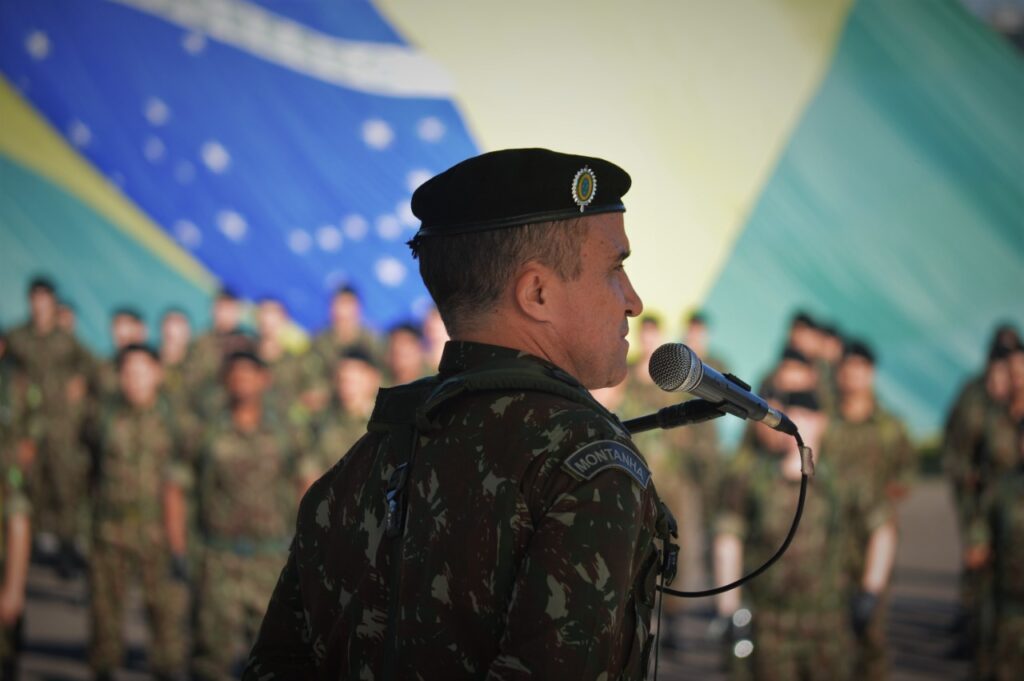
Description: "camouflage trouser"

(967, 566), (996, 680)
(89, 533), (187, 675)
(28, 426), (89, 543)
(751, 610), (852, 681)
(993, 614), (1024, 681)
(191, 546), (286, 681)
(854, 587), (890, 681)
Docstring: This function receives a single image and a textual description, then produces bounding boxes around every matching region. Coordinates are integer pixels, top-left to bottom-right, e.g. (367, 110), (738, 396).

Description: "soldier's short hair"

(388, 322), (424, 341)
(112, 307), (144, 323)
(843, 339), (876, 365)
(334, 284), (361, 301)
(412, 219), (586, 334)
(338, 346), (378, 369)
(224, 350), (267, 371)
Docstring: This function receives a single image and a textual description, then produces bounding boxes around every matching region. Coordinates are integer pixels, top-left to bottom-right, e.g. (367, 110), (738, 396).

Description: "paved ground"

(16, 478), (970, 680)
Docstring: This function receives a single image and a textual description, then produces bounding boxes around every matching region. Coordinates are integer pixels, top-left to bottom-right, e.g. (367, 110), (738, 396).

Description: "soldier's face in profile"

(332, 292), (361, 328)
(112, 315), (147, 350)
(336, 359), (380, 408)
(30, 289), (57, 327)
(120, 352), (162, 406)
(213, 297), (241, 333)
(552, 213), (643, 389)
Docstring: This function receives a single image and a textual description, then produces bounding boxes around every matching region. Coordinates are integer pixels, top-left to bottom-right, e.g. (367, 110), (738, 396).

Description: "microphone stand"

(622, 398), (726, 434)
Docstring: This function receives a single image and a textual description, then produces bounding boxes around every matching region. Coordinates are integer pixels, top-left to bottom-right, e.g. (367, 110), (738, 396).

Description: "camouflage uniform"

(83, 396), (188, 677)
(717, 444), (891, 681)
(305, 328), (384, 400)
(192, 412), (300, 681)
(5, 323), (92, 544)
(967, 405), (1022, 677)
(245, 341), (667, 680)
(0, 458), (30, 677)
(969, 464), (1024, 681)
(821, 405), (914, 681)
(299, 402), (370, 483)
(263, 351), (317, 430)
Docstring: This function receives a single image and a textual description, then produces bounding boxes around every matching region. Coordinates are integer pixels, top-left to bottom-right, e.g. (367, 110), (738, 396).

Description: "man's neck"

(232, 401), (263, 432)
(32, 318), (55, 336)
(332, 322), (358, 344)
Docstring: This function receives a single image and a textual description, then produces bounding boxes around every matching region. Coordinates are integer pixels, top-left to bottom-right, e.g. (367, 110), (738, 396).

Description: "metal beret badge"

(571, 166), (597, 212)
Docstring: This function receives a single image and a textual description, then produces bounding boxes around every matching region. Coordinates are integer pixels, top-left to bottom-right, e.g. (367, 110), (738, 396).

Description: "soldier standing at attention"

(714, 389), (897, 681)
(306, 285), (384, 410)
(192, 351), (302, 681)
(183, 288), (244, 398)
(299, 347), (381, 493)
(158, 308), (192, 413)
(254, 297), (318, 426)
(6, 277), (92, 577)
(83, 344), (188, 681)
(0, 453), (30, 681)
(966, 418), (1024, 681)
(93, 308), (149, 399)
(820, 340), (915, 681)
(245, 148), (667, 680)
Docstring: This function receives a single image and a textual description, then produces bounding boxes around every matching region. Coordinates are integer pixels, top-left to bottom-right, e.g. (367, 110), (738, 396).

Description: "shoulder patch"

(562, 440), (651, 490)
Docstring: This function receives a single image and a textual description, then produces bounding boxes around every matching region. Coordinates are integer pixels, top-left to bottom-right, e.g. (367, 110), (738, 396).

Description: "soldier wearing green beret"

(245, 148), (671, 680)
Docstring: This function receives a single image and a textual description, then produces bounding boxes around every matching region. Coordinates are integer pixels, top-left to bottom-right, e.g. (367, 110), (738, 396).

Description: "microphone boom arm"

(622, 398), (727, 434)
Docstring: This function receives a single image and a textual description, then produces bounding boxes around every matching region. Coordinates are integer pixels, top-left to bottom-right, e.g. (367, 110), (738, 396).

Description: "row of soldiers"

(0, 277), (448, 680)
(942, 323), (1024, 681)
(598, 310), (918, 680)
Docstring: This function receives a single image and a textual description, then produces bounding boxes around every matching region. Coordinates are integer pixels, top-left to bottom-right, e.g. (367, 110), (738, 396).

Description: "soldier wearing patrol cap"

(245, 148), (671, 680)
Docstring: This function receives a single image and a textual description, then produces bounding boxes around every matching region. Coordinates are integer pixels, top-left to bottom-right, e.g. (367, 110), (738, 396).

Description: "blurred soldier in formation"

(56, 300), (78, 335)
(422, 305), (449, 373)
(820, 340), (914, 680)
(254, 297), (317, 426)
(183, 288), (244, 399)
(0, 454), (30, 681)
(0, 328), (31, 681)
(5, 278), (92, 577)
(943, 325), (1019, 671)
(966, 418), (1024, 681)
(299, 346), (381, 492)
(384, 322), (429, 386)
(82, 344), (187, 681)
(191, 351), (303, 681)
(308, 286), (383, 406)
(714, 386), (897, 681)
(92, 308), (149, 399)
(783, 312), (837, 414)
(159, 307), (193, 415)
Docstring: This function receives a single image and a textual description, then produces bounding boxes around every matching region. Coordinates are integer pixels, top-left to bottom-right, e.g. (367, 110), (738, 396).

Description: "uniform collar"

(438, 340), (569, 380)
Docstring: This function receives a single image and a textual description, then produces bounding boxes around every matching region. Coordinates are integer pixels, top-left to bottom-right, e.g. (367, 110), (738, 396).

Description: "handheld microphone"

(648, 343), (797, 435)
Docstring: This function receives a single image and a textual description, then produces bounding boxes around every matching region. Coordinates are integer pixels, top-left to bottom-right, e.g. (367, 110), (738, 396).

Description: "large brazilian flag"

(1, 0), (1021, 439)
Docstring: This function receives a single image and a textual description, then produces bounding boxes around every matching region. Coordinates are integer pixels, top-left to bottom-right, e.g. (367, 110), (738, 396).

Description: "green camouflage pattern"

(194, 413), (300, 544)
(245, 341), (663, 680)
(717, 442), (891, 680)
(82, 396), (187, 676)
(299, 403), (370, 482)
(821, 405), (914, 681)
(970, 467), (1024, 681)
(6, 323), (92, 543)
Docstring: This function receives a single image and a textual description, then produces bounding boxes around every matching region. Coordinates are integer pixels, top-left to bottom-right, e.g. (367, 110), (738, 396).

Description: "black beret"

(338, 346), (378, 368)
(782, 390), (821, 412)
(410, 148), (631, 239)
(780, 346), (811, 366)
(28, 276), (56, 295)
(224, 349), (267, 370)
(843, 339), (876, 364)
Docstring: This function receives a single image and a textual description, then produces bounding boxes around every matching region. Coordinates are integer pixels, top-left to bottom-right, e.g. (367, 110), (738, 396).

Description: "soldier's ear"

(513, 262), (559, 324)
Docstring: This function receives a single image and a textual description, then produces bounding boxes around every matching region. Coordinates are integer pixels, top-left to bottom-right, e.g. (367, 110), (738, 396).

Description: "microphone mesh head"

(649, 343), (703, 393)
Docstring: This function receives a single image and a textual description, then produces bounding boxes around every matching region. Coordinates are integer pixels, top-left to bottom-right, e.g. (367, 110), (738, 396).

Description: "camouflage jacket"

(717, 444), (891, 613)
(246, 341), (665, 680)
(970, 467), (1024, 615)
(5, 323), (91, 416)
(83, 397), (185, 544)
(299, 402), (371, 481)
(822, 404), (915, 509)
(195, 411), (299, 546)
